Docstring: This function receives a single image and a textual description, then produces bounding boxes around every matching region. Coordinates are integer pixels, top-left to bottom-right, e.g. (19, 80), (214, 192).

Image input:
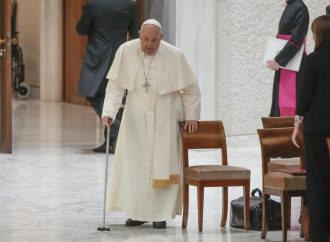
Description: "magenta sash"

(277, 34), (306, 117)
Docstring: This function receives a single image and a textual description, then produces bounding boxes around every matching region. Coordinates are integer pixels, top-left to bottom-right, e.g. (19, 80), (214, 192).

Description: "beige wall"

(213, 0), (329, 135)
(15, 0), (40, 88)
(39, 0), (62, 102)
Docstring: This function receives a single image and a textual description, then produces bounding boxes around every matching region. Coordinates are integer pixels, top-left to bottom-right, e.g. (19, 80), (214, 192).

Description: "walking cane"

(97, 125), (111, 231)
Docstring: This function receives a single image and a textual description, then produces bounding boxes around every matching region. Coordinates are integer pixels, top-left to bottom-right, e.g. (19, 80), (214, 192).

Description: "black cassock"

(269, 0), (309, 117)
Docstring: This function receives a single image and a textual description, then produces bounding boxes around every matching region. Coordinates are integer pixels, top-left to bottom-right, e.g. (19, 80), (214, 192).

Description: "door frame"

(0, 0), (12, 153)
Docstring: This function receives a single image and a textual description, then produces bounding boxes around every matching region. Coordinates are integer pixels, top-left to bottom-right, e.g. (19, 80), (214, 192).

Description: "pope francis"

(101, 19), (201, 229)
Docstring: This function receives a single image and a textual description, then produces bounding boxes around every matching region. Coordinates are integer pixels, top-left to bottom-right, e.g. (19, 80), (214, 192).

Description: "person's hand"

(11, 38), (18, 45)
(184, 120), (198, 133)
(292, 125), (300, 148)
(101, 116), (114, 129)
(266, 59), (280, 71)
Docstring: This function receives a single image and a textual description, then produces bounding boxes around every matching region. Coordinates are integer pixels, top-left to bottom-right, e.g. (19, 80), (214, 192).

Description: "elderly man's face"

(139, 25), (163, 56)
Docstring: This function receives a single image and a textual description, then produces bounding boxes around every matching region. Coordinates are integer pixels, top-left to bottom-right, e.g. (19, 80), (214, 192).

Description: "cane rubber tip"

(97, 226), (110, 231)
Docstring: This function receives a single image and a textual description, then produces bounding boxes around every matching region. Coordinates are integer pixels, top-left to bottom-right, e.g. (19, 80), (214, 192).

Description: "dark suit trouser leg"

(86, 95), (119, 147)
(304, 134), (330, 242)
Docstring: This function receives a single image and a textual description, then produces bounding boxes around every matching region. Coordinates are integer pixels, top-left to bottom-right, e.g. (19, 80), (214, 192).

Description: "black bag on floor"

(229, 188), (282, 231)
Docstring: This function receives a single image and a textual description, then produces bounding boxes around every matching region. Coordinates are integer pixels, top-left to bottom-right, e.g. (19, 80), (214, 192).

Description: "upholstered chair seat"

(264, 172), (306, 191)
(185, 165), (250, 181)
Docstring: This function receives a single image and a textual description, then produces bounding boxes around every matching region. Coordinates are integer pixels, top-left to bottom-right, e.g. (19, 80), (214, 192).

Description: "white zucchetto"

(142, 19), (162, 30)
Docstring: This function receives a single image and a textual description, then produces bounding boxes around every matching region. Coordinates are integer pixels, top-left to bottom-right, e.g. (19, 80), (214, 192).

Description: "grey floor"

(0, 99), (306, 242)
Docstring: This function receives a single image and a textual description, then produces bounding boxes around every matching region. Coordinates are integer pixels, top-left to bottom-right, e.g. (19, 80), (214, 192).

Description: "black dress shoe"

(152, 221), (166, 229)
(92, 143), (115, 154)
(125, 218), (147, 227)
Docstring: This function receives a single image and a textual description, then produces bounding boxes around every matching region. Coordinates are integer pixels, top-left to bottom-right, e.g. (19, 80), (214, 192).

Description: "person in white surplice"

(101, 19), (201, 229)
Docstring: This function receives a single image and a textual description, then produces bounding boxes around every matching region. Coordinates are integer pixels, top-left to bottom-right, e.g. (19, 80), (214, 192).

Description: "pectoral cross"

(143, 81), (150, 93)
(141, 53), (155, 94)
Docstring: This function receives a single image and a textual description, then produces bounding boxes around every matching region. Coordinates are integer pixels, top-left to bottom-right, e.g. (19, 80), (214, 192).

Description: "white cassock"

(102, 39), (201, 222)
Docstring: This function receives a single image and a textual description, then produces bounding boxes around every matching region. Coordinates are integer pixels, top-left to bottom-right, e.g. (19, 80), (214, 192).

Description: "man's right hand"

(101, 116), (114, 129)
(292, 125), (300, 148)
(266, 59), (280, 71)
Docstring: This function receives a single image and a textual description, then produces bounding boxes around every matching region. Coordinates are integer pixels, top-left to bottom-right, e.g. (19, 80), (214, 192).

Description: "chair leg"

(220, 186), (228, 227)
(243, 182), (250, 231)
(281, 192), (288, 242)
(300, 217), (304, 239)
(287, 197), (291, 228)
(261, 193), (269, 239)
(182, 183), (189, 228)
(197, 184), (204, 232)
(299, 197), (304, 238)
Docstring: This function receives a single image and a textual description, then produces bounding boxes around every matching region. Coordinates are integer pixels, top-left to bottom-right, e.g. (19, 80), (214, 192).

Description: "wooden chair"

(261, 117), (301, 228)
(179, 121), (250, 232)
(257, 127), (306, 242)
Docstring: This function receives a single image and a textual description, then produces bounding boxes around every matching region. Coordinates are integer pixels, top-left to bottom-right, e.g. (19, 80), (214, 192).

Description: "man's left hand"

(184, 120), (198, 133)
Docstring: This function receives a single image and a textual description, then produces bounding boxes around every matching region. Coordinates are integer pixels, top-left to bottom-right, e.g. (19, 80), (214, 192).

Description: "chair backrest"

(262, 117), (297, 159)
(257, 127), (301, 176)
(179, 121), (228, 168)
(261, 117), (294, 129)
